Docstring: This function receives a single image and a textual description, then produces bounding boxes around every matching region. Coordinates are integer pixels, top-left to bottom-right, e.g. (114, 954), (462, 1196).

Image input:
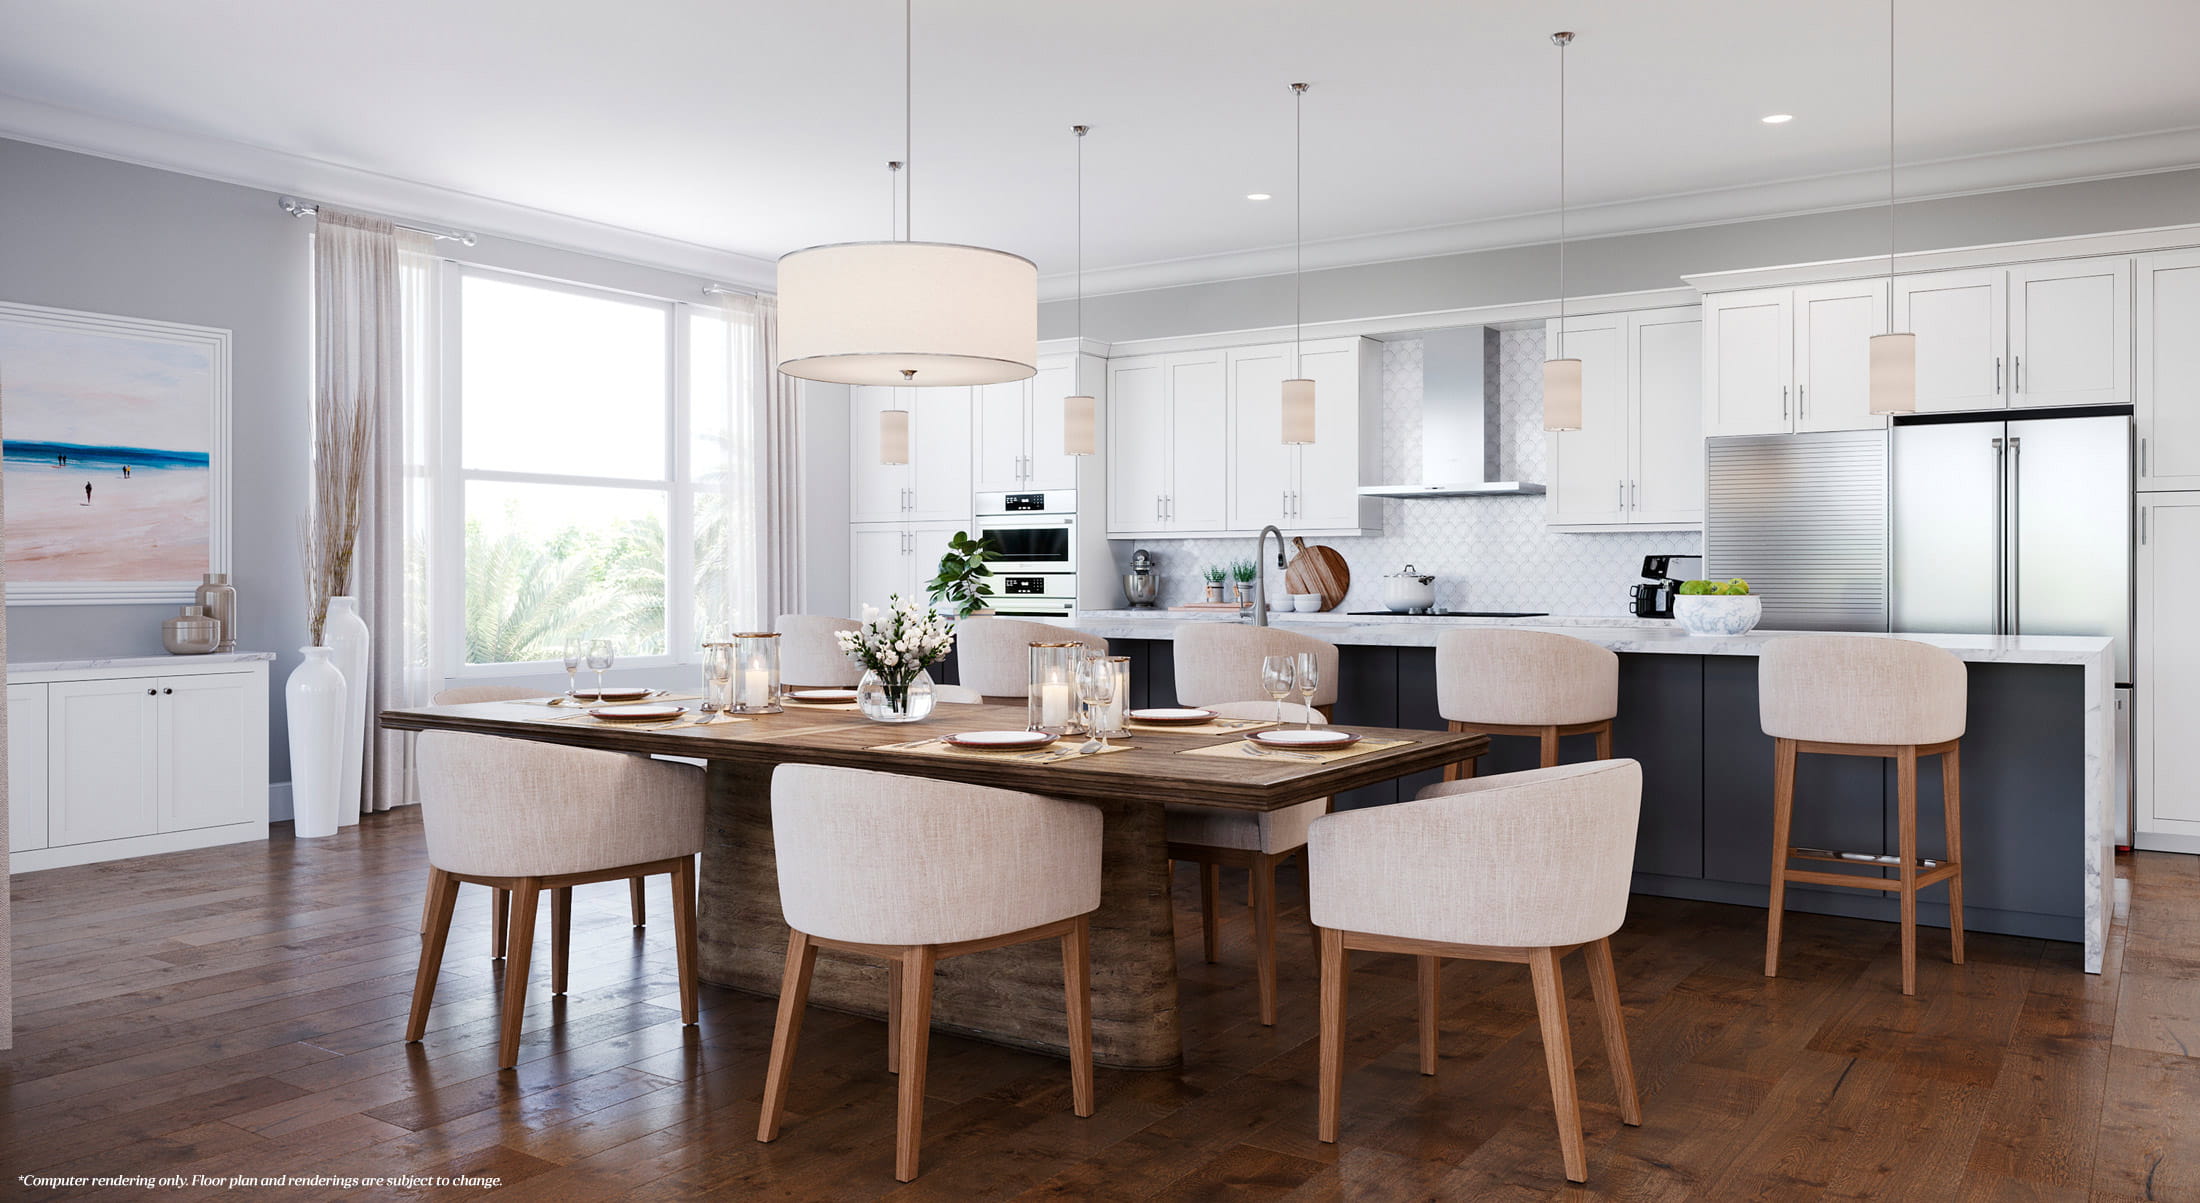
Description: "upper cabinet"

(1703, 281), (1886, 437)
(1547, 306), (1704, 530)
(848, 385), (972, 525)
(1896, 268), (2007, 412)
(2139, 248), (2200, 491)
(1106, 350), (1225, 535)
(972, 354), (1103, 494)
(1893, 257), (2130, 412)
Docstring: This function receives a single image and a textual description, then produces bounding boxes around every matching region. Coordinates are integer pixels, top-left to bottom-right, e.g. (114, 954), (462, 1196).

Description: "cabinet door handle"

(1798, 384), (1806, 418)
(2015, 355), (2023, 394)
(2142, 507), (2149, 545)
(1630, 480), (1638, 509)
(1618, 481), (1626, 512)
(1996, 356), (2004, 395)
(1155, 494), (1162, 521)
(2141, 437), (2149, 477)
(1781, 385), (1789, 420)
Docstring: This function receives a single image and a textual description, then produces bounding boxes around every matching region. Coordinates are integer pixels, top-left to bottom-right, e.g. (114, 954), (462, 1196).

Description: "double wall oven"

(974, 491), (1079, 617)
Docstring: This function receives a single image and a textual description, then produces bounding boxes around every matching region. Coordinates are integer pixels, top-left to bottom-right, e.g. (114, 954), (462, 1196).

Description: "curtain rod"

(700, 283), (763, 298)
(278, 196), (478, 246)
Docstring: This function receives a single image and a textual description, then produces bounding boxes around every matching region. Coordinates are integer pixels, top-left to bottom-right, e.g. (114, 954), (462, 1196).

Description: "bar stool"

(1309, 761), (1645, 1183)
(954, 616), (1109, 700)
(1761, 635), (1966, 997)
(776, 614), (862, 689)
(1435, 628), (1617, 781)
(1173, 623), (1340, 719)
(1164, 700), (1331, 1026)
(758, 765), (1101, 1182)
(406, 731), (704, 1068)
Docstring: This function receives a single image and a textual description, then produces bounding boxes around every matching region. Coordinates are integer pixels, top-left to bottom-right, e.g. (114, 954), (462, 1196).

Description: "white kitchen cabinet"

(1897, 268), (2007, 413)
(1548, 306), (1702, 530)
(2136, 494), (2200, 846)
(1793, 280), (1889, 434)
(9, 683), (47, 853)
(2136, 250), (2200, 491)
(850, 386), (912, 522)
(848, 385), (972, 525)
(161, 671), (261, 832)
(1107, 349), (1227, 536)
(972, 380), (1030, 494)
(847, 522), (963, 614)
(1106, 357), (1169, 533)
(1704, 282), (1885, 437)
(974, 358), (1093, 493)
(1165, 356), (1228, 531)
(1225, 344), (1294, 531)
(2009, 258), (2130, 408)
(48, 677), (162, 847)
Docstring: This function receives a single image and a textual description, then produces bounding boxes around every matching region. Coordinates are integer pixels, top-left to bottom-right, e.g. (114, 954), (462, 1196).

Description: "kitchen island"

(1057, 610), (2116, 974)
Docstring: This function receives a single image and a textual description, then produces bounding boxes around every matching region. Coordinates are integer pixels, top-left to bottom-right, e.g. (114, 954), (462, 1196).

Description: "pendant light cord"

(1555, 33), (1569, 360)
(1293, 82), (1307, 376)
(1075, 126), (1086, 344)
(904, 0), (912, 242)
(1886, 0), (1897, 334)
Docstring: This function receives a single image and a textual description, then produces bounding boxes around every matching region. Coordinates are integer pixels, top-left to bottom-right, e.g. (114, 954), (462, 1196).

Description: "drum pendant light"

(1281, 82), (1316, 445)
(877, 163), (913, 464)
(1869, 0), (1917, 415)
(1542, 32), (1582, 432)
(777, 0), (1037, 388)
(1063, 125), (1097, 456)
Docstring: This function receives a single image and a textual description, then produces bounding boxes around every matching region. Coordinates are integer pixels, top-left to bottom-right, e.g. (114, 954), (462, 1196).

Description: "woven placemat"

(547, 709), (750, 732)
(1124, 716), (1278, 735)
(1176, 737), (1412, 765)
(870, 737), (1137, 765)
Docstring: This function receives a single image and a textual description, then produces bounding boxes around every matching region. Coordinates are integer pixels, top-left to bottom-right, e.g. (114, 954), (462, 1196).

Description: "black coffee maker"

(1630, 554), (1703, 619)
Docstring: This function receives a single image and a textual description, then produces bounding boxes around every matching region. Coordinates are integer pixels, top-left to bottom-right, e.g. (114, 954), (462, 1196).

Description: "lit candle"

(1040, 681), (1071, 729)
(739, 668), (772, 709)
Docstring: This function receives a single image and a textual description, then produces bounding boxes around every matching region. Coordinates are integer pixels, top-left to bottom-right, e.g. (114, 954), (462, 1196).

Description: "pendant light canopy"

(1281, 82), (1315, 445)
(1063, 124), (1097, 456)
(1542, 32), (1582, 433)
(776, 0), (1037, 388)
(1868, 0), (1917, 416)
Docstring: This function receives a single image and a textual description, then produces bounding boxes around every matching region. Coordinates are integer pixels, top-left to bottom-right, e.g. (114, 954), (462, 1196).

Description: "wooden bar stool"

(1309, 760), (1645, 1184)
(1435, 628), (1617, 781)
(1761, 636), (1966, 997)
(954, 615), (1110, 701)
(775, 614), (862, 690)
(758, 765), (1100, 1182)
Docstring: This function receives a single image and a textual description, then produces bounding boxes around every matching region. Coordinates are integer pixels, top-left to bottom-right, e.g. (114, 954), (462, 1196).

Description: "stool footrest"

(1787, 846), (1944, 871)
(1781, 856), (1961, 894)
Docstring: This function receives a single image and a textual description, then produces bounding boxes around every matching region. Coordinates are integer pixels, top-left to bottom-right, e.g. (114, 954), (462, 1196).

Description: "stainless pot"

(1382, 564), (1438, 614)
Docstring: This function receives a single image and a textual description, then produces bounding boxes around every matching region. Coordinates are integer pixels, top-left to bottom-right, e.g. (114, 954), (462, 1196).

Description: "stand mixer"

(1124, 548), (1160, 608)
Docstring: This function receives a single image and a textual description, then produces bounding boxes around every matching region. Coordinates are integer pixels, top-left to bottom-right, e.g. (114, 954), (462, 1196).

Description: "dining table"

(379, 695), (1489, 1068)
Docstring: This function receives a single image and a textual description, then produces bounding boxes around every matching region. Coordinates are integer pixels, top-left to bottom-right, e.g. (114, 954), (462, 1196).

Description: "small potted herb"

(1230, 558), (1258, 606)
(927, 530), (1000, 617)
(1202, 564), (1228, 604)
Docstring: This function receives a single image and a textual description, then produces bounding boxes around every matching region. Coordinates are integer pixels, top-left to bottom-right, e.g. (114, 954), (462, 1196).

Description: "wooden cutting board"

(1282, 538), (1349, 611)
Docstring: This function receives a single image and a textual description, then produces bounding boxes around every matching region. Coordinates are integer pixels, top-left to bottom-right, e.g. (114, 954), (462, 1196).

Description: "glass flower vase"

(858, 669), (936, 723)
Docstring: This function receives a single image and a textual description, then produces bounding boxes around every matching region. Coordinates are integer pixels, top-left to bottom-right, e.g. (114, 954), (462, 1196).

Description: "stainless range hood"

(1358, 327), (1544, 497)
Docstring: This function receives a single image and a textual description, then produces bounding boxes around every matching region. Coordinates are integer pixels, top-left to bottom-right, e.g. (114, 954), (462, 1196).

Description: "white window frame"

(435, 264), (710, 677)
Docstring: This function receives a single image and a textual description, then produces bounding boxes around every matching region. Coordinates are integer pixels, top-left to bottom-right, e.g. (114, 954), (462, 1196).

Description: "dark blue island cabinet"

(1110, 639), (2085, 945)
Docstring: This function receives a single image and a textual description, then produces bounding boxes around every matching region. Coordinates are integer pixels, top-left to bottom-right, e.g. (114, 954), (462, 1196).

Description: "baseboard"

(2133, 830), (2200, 855)
(268, 781), (293, 824)
(1628, 871), (2083, 945)
(11, 821), (268, 873)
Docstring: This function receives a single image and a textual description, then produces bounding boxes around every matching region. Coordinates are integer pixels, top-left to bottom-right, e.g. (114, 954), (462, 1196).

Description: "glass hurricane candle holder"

(1026, 641), (1086, 735)
(700, 640), (736, 711)
(727, 632), (783, 714)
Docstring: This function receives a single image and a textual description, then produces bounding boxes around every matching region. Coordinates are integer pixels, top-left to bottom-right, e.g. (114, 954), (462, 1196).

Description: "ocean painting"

(1, 305), (227, 599)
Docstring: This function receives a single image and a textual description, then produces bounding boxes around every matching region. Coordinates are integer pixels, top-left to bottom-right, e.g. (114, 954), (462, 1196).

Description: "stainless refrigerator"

(1890, 407), (2133, 840)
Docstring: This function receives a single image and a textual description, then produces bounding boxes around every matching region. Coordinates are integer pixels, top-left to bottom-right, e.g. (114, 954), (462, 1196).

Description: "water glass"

(1294, 651), (1322, 730)
(1261, 654), (1297, 726)
(585, 639), (615, 698)
(1077, 653), (1117, 749)
(562, 639), (584, 696)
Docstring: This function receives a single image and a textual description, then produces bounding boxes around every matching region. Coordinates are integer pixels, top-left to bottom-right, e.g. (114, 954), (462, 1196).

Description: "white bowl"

(1292, 593), (1323, 612)
(1672, 594), (1763, 636)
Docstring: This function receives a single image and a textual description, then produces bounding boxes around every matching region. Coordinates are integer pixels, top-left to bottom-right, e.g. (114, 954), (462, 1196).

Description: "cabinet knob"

(147, 688), (157, 695)
(163, 687), (174, 695)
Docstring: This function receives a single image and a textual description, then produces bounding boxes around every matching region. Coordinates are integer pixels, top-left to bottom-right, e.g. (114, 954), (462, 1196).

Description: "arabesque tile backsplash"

(1108, 331), (1702, 615)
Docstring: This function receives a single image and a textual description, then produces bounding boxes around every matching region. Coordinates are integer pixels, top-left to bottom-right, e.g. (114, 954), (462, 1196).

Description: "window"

(442, 268), (746, 671)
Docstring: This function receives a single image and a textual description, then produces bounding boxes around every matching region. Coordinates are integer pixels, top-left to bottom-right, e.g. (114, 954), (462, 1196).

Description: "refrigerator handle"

(2009, 436), (2022, 635)
(1992, 436), (2006, 634)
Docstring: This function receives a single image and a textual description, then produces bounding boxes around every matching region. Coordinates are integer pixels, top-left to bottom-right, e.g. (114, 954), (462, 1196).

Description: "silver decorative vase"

(195, 572), (237, 652)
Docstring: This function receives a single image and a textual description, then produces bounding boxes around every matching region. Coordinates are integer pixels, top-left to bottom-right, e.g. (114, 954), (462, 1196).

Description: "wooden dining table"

(380, 697), (1488, 1068)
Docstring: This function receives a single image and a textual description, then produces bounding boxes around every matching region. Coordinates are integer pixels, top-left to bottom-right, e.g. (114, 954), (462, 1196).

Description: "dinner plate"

(1246, 728), (1360, 749)
(587, 703), (687, 722)
(1125, 707), (1219, 725)
(941, 730), (1059, 751)
(571, 686), (652, 702)
(786, 688), (859, 703)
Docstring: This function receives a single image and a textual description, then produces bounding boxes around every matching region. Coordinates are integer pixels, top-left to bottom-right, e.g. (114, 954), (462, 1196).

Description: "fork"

(1242, 743), (1324, 762)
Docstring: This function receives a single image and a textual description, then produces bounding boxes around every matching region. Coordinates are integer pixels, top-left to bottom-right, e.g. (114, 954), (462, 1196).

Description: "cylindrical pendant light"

(879, 403), (910, 465)
(1868, 0), (1917, 416)
(1063, 124), (1097, 456)
(1281, 82), (1315, 445)
(1543, 32), (1582, 432)
(776, 0), (1037, 388)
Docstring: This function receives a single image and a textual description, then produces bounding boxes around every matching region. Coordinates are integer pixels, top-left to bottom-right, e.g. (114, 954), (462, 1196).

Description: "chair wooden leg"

(1584, 938), (1642, 1126)
(418, 878), (436, 935)
(491, 888), (510, 961)
(1765, 737), (1797, 978)
(670, 857), (699, 1023)
(757, 930), (818, 1142)
(1443, 721), (1468, 781)
(1897, 746), (1920, 997)
(895, 946), (938, 1182)
(1528, 946), (1588, 1184)
(1252, 855), (1279, 1026)
(1199, 862), (1221, 964)
(630, 876), (647, 927)
(1317, 926), (1347, 1143)
(886, 959), (903, 1073)
(1293, 853), (1320, 961)
(405, 868), (461, 1042)
(1942, 744), (1965, 967)
(550, 887), (572, 996)
(1062, 916), (1095, 1118)
(1593, 721), (1613, 761)
(497, 879), (541, 1069)
(1416, 954), (1440, 1076)
(1539, 725), (1561, 768)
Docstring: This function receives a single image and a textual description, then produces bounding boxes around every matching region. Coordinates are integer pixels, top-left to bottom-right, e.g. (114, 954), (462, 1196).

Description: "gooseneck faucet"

(1252, 525), (1287, 627)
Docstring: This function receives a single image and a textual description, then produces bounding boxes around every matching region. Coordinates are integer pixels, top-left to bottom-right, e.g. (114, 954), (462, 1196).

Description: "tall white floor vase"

(323, 596), (372, 826)
(287, 646), (346, 839)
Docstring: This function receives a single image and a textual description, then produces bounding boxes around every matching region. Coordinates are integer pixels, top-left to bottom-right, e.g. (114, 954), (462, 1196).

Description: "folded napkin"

(871, 737), (1136, 765)
(1177, 737), (1412, 765)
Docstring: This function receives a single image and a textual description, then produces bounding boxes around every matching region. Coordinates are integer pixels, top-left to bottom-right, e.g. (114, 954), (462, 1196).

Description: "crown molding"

(0, 92), (780, 290)
(1680, 221), (2200, 294)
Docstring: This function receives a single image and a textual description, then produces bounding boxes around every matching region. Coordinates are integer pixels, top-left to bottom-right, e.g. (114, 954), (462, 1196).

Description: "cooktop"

(1344, 610), (1550, 618)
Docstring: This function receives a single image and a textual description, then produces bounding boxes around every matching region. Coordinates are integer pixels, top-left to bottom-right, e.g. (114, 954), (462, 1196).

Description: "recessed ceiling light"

(1246, 192), (1272, 201)
(1761, 113), (1795, 124)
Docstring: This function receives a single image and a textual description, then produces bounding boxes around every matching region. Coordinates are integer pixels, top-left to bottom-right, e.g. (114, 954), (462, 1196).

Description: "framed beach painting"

(0, 301), (231, 605)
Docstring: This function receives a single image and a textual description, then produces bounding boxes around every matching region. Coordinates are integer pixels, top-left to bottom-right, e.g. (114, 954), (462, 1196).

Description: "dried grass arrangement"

(302, 395), (373, 644)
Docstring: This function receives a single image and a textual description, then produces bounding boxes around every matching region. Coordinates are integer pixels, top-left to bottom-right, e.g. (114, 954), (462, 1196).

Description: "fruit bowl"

(1673, 594), (1763, 636)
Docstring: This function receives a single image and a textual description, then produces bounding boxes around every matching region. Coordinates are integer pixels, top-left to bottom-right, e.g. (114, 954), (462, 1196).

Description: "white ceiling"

(4, 0), (2198, 295)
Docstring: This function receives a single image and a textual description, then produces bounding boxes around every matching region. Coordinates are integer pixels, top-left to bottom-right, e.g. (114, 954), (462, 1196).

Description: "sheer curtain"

(711, 293), (802, 632)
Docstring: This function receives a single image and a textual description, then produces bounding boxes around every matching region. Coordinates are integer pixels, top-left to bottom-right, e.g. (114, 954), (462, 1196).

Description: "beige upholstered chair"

(758, 765), (1101, 1181)
(1435, 628), (1618, 780)
(1173, 624), (1340, 715)
(777, 614), (863, 688)
(930, 682), (984, 704)
(1761, 635), (1968, 997)
(405, 729), (705, 1069)
(1165, 701), (1329, 1026)
(954, 616), (1109, 700)
(1309, 760), (1644, 1183)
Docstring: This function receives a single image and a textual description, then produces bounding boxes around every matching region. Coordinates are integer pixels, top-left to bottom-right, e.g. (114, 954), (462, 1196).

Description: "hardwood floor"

(5, 808), (2193, 1200)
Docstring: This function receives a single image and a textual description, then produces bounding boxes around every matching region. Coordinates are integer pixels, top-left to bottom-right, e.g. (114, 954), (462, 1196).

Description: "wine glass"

(585, 639), (615, 700)
(1077, 653), (1117, 750)
(1294, 652), (1322, 731)
(1261, 654), (1297, 727)
(561, 639), (584, 697)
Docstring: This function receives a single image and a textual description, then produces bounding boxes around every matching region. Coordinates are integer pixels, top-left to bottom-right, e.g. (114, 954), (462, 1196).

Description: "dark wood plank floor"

(5, 809), (2194, 1200)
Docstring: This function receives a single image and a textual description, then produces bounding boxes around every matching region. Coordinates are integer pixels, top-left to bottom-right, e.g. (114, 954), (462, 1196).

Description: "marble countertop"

(8, 651), (278, 673)
(1064, 610), (2113, 667)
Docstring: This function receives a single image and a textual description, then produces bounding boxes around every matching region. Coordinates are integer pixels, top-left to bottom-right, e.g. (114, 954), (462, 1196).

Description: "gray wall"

(1044, 167), (2200, 343)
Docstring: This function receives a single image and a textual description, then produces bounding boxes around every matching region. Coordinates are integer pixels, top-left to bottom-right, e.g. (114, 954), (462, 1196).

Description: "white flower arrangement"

(837, 595), (955, 694)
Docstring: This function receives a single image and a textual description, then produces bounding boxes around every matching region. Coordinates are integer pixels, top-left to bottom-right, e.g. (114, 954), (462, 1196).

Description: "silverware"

(1242, 743), (1324, 762)
(1076, 738), (1103, 754)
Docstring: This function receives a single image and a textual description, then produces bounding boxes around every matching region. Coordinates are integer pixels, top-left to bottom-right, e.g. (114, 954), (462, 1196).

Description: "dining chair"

(953, 615), (1110, 700)
(1310, 759), (1644, 1183)
(1172, 623), (1339, 719)
(421, 686), (649, 949)
(405, 729), (704, 1068)
(930, 682), (984, 704)
(1165, 699), (1329, 1025)
(758, 764), (1101, 1182)
(1434, 628), (1617, 781)
(1761, 635), (1968, 996)
(776, 614), (863, 689)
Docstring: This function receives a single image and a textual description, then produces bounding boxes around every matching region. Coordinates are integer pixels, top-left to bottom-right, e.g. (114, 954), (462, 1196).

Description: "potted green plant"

(1229, 558), (1258, 607)
(1202, 564), (1228, 604)
(927, 530), (1000, 617)
(1673, 578), (1760, 635)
